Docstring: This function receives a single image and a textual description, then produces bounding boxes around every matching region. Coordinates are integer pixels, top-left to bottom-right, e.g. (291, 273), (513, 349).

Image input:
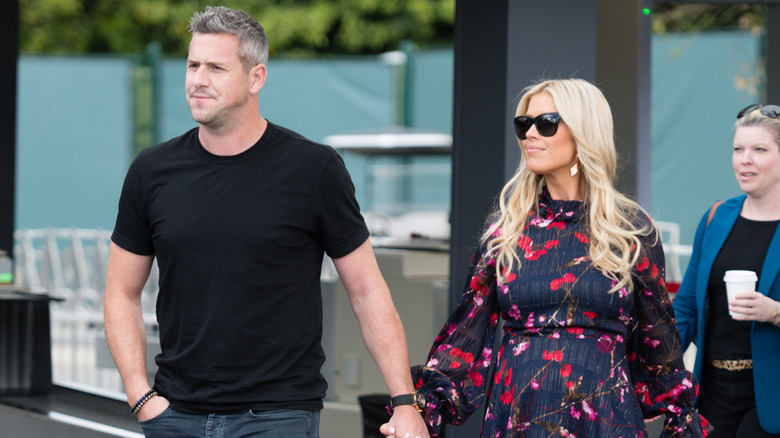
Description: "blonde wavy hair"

(483, 79), (653, 293)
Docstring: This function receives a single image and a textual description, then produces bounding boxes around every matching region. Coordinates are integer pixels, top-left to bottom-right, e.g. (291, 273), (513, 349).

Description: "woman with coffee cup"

(385, 79), (710, 438)
(673, 104), (780, 437)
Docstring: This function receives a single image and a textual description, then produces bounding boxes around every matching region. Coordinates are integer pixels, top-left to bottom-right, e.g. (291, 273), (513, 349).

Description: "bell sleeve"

(411, 245), (501, 436)
(629, 226), (712, 437)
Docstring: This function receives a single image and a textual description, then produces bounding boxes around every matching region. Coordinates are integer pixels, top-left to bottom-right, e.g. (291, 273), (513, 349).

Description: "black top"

(705, 215), (779, 360)
(112, 123), (369, 413)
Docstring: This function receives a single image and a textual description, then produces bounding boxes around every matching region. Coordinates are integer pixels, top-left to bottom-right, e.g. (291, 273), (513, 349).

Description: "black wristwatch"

(391, 393), (423, 414)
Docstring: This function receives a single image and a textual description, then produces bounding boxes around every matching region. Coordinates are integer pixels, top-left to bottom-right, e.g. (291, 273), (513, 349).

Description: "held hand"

(379, 405), (430, 438)
(135, 395), (170, 422)
(729, 291), (777, 322)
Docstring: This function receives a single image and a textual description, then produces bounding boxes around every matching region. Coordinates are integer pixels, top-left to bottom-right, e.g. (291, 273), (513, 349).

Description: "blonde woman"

(674, 104), (780, 437)
(386, 79), (710, 437)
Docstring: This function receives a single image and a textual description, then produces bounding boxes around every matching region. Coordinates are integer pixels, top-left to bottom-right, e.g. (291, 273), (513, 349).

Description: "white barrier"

(655, 221), (693, 284)
(14, 224), (692, 394)
(14, 228), (159, 392)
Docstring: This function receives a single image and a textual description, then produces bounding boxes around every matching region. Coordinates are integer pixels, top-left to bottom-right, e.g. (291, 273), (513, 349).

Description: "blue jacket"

(673, 195), (780, 433)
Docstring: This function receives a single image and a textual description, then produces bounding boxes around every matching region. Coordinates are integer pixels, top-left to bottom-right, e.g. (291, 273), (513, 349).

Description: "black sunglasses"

(514, 112), (562, 140)
(737, 104), (780, 119)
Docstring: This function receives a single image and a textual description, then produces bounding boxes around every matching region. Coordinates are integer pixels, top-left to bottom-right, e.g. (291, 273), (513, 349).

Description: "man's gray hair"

(189, 6), (268, 71)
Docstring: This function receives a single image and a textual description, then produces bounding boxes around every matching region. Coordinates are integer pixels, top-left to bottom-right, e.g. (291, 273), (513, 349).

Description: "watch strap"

(390, 393), (415, 408)
(390, 393), (423, 413)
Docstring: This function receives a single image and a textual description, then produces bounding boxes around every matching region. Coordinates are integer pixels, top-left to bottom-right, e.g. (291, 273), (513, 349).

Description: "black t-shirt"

(704, 215), (779, 360)
(111, 123), (369, 413)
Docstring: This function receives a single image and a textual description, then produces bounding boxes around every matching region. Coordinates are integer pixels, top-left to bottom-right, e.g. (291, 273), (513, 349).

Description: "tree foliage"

(21, 2), (766, 57)
(651, 4), (764, 35)
(19, 0), (455, 57)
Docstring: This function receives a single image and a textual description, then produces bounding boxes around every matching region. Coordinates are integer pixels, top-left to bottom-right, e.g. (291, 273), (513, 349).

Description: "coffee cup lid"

(723, 270), (758, 281)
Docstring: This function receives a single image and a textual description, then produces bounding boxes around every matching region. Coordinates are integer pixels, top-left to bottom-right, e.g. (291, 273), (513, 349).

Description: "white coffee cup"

(723, 270), (758, 316)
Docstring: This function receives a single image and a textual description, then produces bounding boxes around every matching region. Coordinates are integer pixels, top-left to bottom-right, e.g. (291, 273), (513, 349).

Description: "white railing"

(14, 224), (692, 394)
(14, 228), (159, 311)
(14, 228), (159, 392)
(655, 221), (693, 285)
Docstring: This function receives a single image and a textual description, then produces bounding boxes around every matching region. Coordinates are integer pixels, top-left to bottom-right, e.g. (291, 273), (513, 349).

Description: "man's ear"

(249, 63), (267, 94)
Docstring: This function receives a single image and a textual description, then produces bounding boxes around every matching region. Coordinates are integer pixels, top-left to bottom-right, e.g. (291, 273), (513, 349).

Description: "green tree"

(651, 4), (764, 34)
(19, 0), (455, 57)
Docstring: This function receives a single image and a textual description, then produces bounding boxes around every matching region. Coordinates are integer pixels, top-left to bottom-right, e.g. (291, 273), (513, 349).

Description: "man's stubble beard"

(189, 92), (250, 131)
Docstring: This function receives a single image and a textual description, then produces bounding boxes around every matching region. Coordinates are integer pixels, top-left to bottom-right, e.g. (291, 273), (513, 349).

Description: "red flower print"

(565, 327), (584, 335)
(451, 348), (475, 364)
(560, 363), (572, 378)
(544, 240), (559, 249)
(550, 273), (576, 290)
(651, 264), (658, 279)
(575, 232), (589, 243)
(470, 276), (484, 291)
(501, 266), (517, 283)
(518, 235), (533, 251)
(494, 362), (506, 385)
(548, 221), (565, 230)
(525, 249), (547, 261)
(701, 416), (711, 436)
(583, 311), (598, 319)
(637, 257), (649, 271)
(636, 382), (652, 405)
(468, 369), (484, 387)
(543, 350), (564, 361)
(500, 390), (513, 404)
(653, 381), (690, 403)
(518, 235), (549, 260)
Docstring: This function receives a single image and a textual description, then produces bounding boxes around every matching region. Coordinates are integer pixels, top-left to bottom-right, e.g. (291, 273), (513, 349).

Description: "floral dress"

(412, 191), (711, 437)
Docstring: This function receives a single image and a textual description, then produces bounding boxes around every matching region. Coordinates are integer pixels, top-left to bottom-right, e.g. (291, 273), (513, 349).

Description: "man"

(104, 6), (428, 437)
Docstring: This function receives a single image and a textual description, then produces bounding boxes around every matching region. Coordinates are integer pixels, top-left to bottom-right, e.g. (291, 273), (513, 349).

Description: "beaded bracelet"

(130, 389), (157, 415)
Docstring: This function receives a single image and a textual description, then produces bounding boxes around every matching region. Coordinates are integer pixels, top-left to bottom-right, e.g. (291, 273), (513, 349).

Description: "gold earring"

(570, 162), (578, 177)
